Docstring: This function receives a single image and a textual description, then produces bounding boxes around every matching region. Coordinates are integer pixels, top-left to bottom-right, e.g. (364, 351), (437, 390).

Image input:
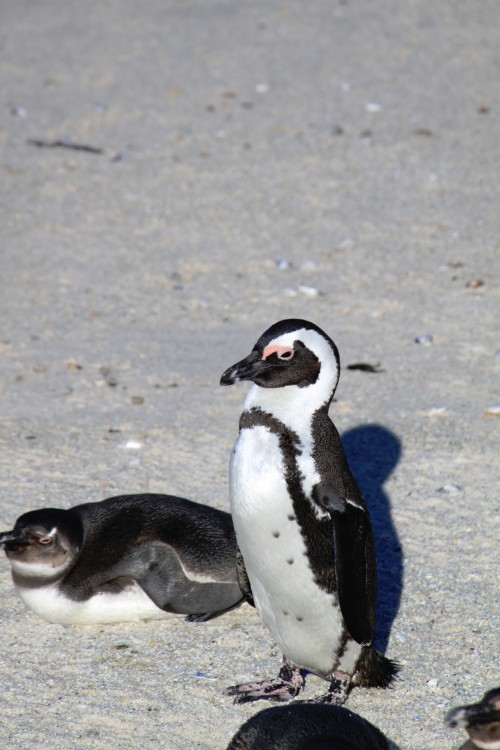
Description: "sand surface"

(1, 1), (498, 748)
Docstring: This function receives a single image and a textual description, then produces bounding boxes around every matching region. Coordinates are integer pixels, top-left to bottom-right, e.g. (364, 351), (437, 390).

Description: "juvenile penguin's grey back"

(70, 493), (238, 585)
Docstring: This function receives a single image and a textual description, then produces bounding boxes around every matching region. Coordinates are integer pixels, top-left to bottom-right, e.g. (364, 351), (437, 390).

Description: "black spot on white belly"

(272, 531), (280, 538)
(283, 610), (289, 616)
(288, 514), (295, 521)
(296, 616), (303, 622)
(287, 558), (294, 565)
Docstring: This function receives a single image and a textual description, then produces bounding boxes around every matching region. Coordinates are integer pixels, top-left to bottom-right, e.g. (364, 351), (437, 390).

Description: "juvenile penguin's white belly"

(230, 426), (352, 676)
(15, 582), (174, 625)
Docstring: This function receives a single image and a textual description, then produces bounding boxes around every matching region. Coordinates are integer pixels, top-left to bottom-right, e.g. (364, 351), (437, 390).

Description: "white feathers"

(243, 327), (337, 517)
(10, 557), (73, 579)
(230, 426), (343, 675)
(468, 740), (500, 750)
(15, 582), (174, 625)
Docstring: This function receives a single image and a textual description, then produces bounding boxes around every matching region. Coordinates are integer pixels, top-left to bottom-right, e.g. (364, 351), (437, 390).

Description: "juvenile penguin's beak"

(220, 350), (270, 385)
(0, 530), (26, 550)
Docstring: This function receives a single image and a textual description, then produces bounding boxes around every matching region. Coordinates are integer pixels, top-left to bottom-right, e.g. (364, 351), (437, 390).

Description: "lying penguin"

(226, 703), (390, 749)
(0, 493), (243, 625)
(446, 687), (500, 750)
(220, 319), (398, 704)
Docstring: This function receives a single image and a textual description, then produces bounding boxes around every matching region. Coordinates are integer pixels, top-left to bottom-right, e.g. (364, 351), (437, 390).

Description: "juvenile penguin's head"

(446, 688), (500, 750)
(0, 508), (83, 581)
(221, 319), (340, 416)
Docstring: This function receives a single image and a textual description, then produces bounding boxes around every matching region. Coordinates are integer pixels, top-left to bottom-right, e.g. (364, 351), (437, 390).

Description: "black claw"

(225, 685), (242, 696)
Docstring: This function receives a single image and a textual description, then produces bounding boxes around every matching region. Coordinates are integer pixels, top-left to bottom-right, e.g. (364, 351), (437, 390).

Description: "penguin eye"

(38, 535), (54, 545)
(278, 350), (294, 361)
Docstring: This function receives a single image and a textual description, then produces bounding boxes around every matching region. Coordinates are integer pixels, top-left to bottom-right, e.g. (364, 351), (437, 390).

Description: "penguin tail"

(353, 646), (400, 689)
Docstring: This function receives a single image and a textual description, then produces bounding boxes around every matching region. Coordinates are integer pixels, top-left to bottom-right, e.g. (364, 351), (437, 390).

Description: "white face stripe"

(244, 327), (339, 436)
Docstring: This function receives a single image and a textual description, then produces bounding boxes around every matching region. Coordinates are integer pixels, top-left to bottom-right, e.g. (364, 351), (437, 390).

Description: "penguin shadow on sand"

(342, 424), (403, 654)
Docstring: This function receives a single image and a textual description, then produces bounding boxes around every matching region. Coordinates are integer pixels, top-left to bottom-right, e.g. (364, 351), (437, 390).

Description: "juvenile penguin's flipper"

(236, 546), (255, 607)
(331, 504), (374, 645)
(185, 600), (243, 623)
(106, 542), (242, 617)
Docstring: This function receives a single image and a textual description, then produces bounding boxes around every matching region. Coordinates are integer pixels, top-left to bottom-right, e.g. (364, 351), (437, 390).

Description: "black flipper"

(236, 546), (255, 607)
(331, 504), (374, 645)
(313, 478), (375, 646)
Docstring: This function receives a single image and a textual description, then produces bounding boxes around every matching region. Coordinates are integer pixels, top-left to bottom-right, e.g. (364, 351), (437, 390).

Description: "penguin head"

(0, 508), (82, 579)
(446, 688), (500, 750)
(221, 319), (340, 412)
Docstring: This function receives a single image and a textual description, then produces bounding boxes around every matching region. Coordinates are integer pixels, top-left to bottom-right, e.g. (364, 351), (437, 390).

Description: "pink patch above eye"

(262, 345), (294, 360)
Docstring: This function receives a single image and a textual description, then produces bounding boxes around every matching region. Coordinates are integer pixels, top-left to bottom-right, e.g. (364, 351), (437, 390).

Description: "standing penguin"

(220, 319), (398, 704)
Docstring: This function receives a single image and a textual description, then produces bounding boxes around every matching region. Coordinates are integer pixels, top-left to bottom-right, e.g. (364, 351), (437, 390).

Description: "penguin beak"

(220, 350), (271, 385)
(0, 530), (27, 550)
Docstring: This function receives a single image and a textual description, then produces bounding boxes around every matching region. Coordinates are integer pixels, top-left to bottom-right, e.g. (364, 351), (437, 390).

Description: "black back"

(60, 494), (237, 597)
(226, 704), (389, 750)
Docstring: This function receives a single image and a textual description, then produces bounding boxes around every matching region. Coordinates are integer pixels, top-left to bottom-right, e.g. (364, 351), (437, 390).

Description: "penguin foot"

(226, 664), (305, 705)
(312, 673), (351, 705)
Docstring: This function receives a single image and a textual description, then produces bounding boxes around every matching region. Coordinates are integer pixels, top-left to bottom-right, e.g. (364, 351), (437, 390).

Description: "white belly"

(15, 582), (174, 625)
(230, 426), (347, 675)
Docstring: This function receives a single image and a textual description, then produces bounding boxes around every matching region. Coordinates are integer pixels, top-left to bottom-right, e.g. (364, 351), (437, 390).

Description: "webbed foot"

(226, 661), (304, 705)
(302, 672), (351, 705)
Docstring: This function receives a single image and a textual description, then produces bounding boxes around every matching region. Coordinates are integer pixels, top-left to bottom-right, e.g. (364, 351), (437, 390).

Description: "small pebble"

(341, 82), (351, 91)
(276, 259), (292, 270)
(465, 279), (484, 288)
(300, 260), (317, 272)
(195, 672), (216, 680)
(484, 406), (500, 418)
(415, 334), (433, 345)
(366, 102), (382, 113)
(428, 407), (446, 415)
(437, 484), (464, 495)
(255, 83), (269, 94)
(298, 285), (320, 297)
(122, 440), (142, 450)
(11, 106), (27, 117)
(427, 678), (438, 691)
(339, 238), (354, 249)
(131, 396), (144, 405)
(283, 287), (297, 297)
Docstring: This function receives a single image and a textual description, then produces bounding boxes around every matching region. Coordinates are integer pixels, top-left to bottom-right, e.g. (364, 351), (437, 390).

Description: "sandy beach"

(1, 1), (498, 747)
